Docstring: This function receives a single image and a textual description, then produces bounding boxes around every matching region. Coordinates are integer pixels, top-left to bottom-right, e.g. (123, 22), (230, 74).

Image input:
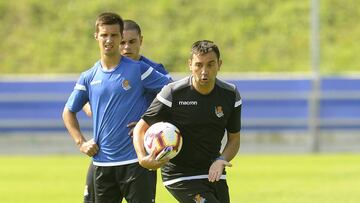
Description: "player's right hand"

(139, 148), (169, 170)
(79, 139), (99, 157)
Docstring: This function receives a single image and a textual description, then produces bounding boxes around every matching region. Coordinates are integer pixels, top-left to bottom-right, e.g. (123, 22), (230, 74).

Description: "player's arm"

(221, 131), (240, 162)
(133, 119), (168, 170)
(63, 74), (98, 157)
(208, 131), (240, 182)
(133, 84), (172, 169)
(82, 102), (92, 117)
(132, 119), (150, 161)
(209, 89), (242, 182)
(62, 107), (98, 157)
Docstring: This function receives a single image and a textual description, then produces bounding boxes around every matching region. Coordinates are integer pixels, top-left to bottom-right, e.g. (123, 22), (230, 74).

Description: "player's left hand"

(127, 121), (138, 138)
(208, 159), (232, 182)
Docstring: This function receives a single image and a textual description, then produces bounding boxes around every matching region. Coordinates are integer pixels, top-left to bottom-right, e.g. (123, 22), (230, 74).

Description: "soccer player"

(82, 19), (171, 203)
(82, 19), (171, 117)
(62, 12), (170, 203)
(133, 40), (241, 203)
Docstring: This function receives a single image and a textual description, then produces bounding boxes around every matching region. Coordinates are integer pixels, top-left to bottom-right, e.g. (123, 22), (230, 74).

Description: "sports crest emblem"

(121, 79), (131, 90)
(193, 194), (206, 203)
(215, 106), (224, 118)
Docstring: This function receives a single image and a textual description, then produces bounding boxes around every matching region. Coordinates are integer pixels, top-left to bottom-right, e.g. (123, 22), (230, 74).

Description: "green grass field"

(1, 154), (359, 203)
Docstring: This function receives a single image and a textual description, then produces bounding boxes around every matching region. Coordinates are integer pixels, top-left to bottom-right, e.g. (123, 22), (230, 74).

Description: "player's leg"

(84, 162), (95, 203)
(165, 179), (229, 203)
(94, 165), (123, 203)
(122, 163), (157, 203)
(213, 179), (230, 203)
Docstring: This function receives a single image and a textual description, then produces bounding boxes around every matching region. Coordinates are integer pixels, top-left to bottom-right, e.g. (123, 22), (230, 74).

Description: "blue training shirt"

(65, 56), (170, 166)
(139, 55), (170, 77)
(139, 55), (172, 106)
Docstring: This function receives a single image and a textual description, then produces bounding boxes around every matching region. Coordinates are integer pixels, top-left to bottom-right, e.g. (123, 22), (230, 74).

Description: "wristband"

(216, 156), (226, 161)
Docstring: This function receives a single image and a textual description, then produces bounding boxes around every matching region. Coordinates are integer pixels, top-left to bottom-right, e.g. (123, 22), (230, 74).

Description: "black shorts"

(84, 162), (95, 203)
(92, 162), (156, 203)
(165, 179), (229, 203)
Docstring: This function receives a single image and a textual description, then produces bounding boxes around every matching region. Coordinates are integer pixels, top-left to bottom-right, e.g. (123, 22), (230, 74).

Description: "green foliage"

(0, 154), (359, 202)
(321, 0), (360, 74)
(0, 0), (359, 74)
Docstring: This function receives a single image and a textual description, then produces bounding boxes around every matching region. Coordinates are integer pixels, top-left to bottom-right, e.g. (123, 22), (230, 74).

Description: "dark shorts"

(165, 179), (229, 203)
(83, 162), (95, 203)
(84, 162), (156, 203)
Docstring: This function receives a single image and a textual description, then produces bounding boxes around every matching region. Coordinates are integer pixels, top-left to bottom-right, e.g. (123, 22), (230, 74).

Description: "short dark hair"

(123, 19), (142, 36)
(189, 40), (220, 61)
(95, 12), (124, 34)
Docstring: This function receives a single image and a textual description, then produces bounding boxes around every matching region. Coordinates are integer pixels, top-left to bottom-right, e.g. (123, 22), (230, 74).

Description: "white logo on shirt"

(90, 80), (102, 85)
(179, 101), (198, 106)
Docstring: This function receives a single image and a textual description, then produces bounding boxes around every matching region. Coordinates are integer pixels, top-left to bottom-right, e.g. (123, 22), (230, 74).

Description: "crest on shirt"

(193, 194), (206, 203)
(121, 79), (131, 90)
(215, 106), (224, 118)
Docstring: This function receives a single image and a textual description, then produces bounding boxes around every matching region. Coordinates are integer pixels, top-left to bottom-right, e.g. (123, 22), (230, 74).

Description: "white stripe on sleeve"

(156, 94), (172, 107)
(235, 99), (242, 107)
(141, 67), (154, 80)
(74, 83), (86, 91)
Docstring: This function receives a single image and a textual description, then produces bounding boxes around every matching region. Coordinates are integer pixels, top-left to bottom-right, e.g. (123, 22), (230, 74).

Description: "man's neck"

(101, 55), (121, 70)
(134, 55), (142, 61)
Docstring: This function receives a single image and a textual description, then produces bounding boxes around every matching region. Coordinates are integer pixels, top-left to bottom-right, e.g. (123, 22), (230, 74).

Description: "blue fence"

(0, 76), (359, 134)
(0, 78), (91, 133)
(230, 77), (360, 132)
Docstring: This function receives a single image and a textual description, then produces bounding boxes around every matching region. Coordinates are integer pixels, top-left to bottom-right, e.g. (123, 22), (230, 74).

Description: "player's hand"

(79, 139), (99, 157)
(139, 149), (169, 170)
(208, 159), (232, 182)
(127, 121), (138, 138)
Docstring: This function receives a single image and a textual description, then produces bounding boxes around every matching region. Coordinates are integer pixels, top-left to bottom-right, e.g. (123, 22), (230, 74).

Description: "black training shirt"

(142, 76), (242, 184)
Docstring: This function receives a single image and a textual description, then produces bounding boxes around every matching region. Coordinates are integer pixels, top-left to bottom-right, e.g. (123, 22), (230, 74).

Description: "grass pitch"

(0, 154), (359, 203)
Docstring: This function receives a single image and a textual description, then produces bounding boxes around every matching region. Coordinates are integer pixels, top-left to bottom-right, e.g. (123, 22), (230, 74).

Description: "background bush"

(0, 0), (359, 74)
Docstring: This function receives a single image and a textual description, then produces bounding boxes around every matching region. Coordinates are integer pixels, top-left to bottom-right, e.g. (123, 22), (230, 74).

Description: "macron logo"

(179, 101), (198, 106)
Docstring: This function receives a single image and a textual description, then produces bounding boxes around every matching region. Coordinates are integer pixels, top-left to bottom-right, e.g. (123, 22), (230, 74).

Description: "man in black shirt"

(133, 40), (241, 203)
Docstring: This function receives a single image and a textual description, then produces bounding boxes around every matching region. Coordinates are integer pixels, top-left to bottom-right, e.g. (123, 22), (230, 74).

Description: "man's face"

(189, 51), (222, 88)
(95, 24), (122, 57)
(120, 29), (143, 60)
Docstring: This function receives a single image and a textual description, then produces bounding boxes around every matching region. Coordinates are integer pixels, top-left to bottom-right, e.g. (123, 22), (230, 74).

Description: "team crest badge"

(121, 79), (131, 90)
(193, 194), (206, 203)
(215, 106), (224, 118)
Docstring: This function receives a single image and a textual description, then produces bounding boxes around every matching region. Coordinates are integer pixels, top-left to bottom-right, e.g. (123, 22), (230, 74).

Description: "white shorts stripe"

(157, 94), (172, 107)
(141, 67), (154, 80)
(92, 158), (138, 166)
(163, 174), (226, 186)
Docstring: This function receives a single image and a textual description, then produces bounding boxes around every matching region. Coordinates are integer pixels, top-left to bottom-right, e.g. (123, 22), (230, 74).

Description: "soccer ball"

(144, 122), (183, 161)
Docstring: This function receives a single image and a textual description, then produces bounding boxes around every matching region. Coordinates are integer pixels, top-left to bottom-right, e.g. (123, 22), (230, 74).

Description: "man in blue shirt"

(81, 19), (172, 203)
(63, 12), (170, 203)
